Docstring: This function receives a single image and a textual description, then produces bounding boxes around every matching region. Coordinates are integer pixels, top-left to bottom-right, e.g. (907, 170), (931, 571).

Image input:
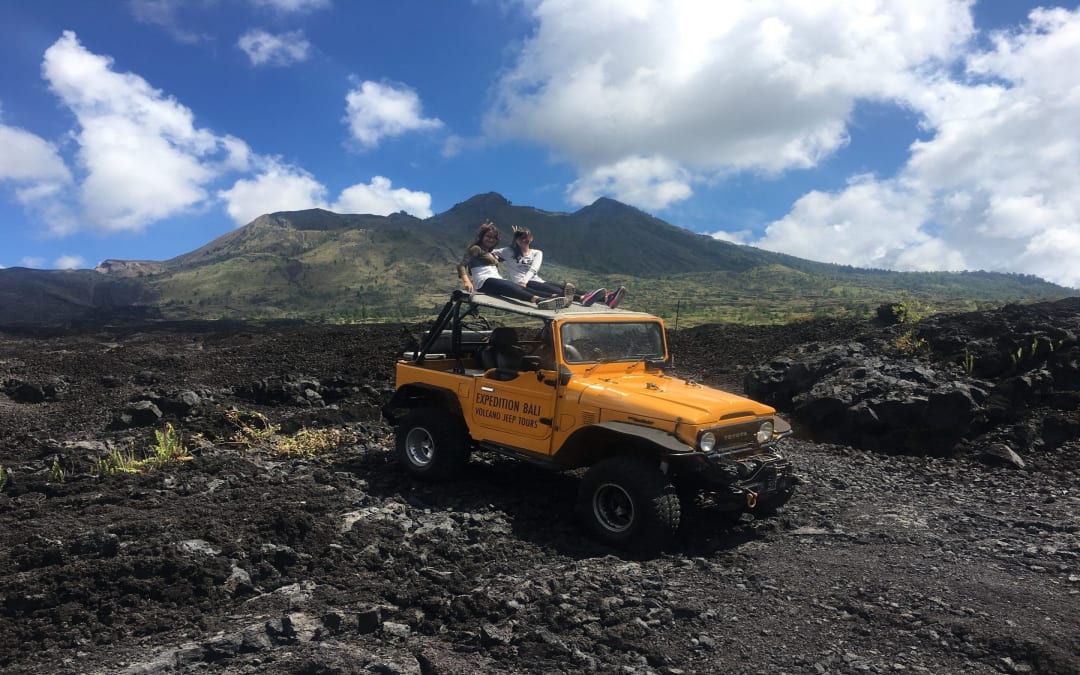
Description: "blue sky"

(2, 0), (1079, 289)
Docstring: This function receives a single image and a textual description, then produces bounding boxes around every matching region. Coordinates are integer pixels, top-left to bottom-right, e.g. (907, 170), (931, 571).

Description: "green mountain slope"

(1, 193), (1074, 325)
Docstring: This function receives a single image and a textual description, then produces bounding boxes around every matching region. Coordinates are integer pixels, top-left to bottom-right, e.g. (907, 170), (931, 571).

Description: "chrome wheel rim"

(404, 427), (435, 467)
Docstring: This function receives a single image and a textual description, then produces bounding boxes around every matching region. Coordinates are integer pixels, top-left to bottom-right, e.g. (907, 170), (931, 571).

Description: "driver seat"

(478, 327), (524, 380)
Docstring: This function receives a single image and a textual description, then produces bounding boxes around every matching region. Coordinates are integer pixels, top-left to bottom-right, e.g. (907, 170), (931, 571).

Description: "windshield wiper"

(625, 353), (660, 371)
(582, 357), (618, 377)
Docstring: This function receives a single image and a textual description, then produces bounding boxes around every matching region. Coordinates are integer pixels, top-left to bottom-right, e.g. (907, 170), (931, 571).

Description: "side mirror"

(558, 364), (572, 386)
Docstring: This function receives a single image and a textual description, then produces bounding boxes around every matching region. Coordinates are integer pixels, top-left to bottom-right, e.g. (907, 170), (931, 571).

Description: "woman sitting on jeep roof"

(496, 225), (623, 308)
(457, 221), (562, 309)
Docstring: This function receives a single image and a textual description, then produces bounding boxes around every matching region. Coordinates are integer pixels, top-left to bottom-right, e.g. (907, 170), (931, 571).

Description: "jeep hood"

(570, 372), (774, 424)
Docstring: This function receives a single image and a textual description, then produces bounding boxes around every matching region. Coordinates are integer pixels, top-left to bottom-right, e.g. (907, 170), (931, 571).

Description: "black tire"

(577, 457), (680, 552)
(395, 407), (470, 480)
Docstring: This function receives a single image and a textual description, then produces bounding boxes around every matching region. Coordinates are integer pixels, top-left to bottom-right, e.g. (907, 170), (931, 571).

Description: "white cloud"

(709, 229), (753, 245)
(128, 0), (207, 44)
(238, 29), (312, 66)
(755, 6), (1080, 288)
(0, 115), (78, 235)
(487, 0), (974, 207)
(568, 156), (691, 210)
(501, 1), (1079, 288)
(218, 161), (328, 225)
(54, 254), (86, 269)
(0, 122), (72, 185)
(41, 31), (248, 232)
(758, 176), (951, 270)
(332, 176), (433, 217)
(219, 165), (435, 225)
(20, 256), (46, 268)
(343, 80), (443, 150)
(249, 0), (331, 13)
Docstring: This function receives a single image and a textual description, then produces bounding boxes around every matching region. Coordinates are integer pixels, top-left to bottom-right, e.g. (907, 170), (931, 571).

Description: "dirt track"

(0, 318), (1077, 674)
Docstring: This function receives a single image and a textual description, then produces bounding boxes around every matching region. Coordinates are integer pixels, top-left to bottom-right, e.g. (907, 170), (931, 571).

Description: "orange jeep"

(382, 291), (795, 551)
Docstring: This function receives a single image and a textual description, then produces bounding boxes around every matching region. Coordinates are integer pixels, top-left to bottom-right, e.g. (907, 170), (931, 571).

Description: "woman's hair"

(471, 220), (500, 250)
(510, 225), (532, 261)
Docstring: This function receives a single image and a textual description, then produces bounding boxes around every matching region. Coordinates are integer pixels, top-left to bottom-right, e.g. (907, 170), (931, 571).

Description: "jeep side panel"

(469, 371), (557, 444)
(392, 361), (559, 458)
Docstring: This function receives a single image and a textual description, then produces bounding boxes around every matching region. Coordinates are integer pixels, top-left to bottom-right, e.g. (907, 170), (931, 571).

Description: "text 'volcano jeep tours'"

(382, 291), (795, 551)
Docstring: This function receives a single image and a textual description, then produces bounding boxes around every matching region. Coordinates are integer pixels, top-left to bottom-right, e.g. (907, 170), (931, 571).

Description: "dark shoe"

(606, 286), (627, 308)
(536, 297), (560, 310)
(581, 288), (606, 307)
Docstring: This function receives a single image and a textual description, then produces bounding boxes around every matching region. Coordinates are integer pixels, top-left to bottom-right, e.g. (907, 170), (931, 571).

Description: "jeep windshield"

(559, 321), (666, 364)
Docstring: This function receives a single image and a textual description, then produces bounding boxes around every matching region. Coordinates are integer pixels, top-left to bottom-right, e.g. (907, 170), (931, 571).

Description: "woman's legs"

(478, 278), (539, 303)
(525, 280), (564, 297)
(526, 279), (584, 301)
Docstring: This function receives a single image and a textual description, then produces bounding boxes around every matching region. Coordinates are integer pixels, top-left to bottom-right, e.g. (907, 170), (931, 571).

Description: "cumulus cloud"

(344, 80), (443, 150)
(754, 6), (1080, 288)
(332, 176), (433, 217)
(502, 1), (1079, 288)
(20, 257), (46, 268)
(54, 254), (86, 269)
(218, 163), (434, 225)
(487, 0), (972, 183)
(237, 29), (312, 66)
(568, 156), (691, 210)
(218, 161), (328, 225)
(708, 229), (753, 246)
(0, 122), (72, 186)
(41, 31), (251, 232)
(0, 116), (78, 235)
(755, 176), (955, 270)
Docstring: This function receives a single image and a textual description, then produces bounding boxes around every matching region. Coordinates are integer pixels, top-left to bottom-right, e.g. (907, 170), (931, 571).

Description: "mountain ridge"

(2, 193), (1074, 325)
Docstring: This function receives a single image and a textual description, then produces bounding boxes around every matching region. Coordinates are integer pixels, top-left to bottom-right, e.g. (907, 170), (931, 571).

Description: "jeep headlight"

(699, 431), (717, 452)
(755, 420), (775, 444)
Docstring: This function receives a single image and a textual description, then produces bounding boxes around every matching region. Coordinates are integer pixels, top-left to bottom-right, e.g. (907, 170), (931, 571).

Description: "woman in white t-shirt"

(496, 226), (623, 308)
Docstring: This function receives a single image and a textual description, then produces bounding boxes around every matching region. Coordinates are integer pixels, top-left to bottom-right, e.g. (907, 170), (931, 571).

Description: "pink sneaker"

(580, 288), (606, 307)
(606, 286), (627, 308)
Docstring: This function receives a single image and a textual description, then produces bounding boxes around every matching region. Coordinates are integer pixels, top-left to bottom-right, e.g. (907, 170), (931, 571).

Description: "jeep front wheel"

(577, 457), (680, 552)
(395, 408), (470, 480)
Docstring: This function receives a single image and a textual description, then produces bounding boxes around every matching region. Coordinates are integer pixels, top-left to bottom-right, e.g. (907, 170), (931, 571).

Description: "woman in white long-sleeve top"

(496, 226), (625, 308)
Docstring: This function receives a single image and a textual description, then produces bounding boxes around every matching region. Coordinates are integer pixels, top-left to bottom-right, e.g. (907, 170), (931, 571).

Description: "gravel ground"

(0, 316), (1077, 674)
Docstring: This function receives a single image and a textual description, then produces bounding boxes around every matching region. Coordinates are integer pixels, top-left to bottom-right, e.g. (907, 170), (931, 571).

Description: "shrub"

(226, 408), (356, 457)
(98, 423), (193, 476)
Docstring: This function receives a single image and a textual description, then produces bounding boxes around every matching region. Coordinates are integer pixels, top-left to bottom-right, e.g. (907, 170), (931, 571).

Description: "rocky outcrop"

(746, 298), (1080, 462)
(94, 260), (167, 277)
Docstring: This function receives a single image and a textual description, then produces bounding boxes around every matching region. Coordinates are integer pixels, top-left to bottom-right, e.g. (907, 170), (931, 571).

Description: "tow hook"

(745, 489), (758, 508)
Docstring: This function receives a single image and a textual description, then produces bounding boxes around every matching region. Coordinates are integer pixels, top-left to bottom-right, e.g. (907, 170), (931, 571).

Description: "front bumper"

(672, 450), (795, 506)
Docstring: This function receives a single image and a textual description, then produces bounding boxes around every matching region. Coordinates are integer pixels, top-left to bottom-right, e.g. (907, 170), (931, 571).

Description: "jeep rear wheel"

(577, 457), (680, 552)
(396, 408), (470, 480)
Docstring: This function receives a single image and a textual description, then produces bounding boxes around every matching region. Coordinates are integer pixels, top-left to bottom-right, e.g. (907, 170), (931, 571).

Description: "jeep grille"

(714, 422), (758, 448)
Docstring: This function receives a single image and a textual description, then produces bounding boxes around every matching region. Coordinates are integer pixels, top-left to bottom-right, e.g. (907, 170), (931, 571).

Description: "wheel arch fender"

(554, 421), (691, 467)
(382, 383), (463, 425)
